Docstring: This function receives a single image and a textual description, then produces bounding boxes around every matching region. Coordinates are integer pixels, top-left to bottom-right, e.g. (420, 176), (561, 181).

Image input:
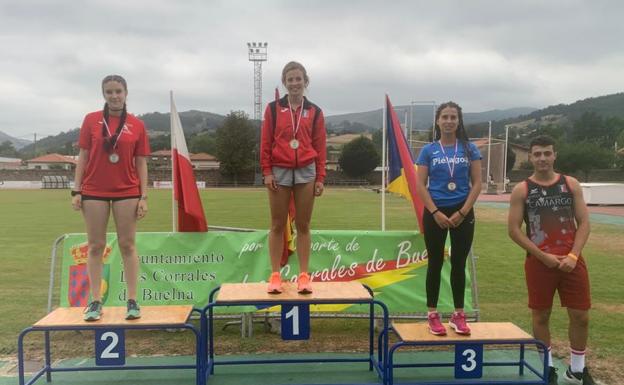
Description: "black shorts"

(81, 194), (141, 202)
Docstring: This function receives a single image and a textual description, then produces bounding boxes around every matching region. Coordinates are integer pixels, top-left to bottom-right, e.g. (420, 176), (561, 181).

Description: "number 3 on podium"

(454, 343), (483, 378)
(281, 304), (310, 340)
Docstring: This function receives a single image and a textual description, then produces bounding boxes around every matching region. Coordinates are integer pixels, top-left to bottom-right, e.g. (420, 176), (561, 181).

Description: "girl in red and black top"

(260, 61), (326, 294)
(72, 75), (150, 321)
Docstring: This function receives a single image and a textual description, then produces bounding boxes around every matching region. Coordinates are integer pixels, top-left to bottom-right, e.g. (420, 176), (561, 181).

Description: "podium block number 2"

(95, 329), (125, 366)
(454, 343), (483, 379)
(281, 304), (310, 340)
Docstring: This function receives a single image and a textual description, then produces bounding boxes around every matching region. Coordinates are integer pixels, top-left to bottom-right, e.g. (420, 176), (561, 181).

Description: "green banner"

(60, 231), (474, 313)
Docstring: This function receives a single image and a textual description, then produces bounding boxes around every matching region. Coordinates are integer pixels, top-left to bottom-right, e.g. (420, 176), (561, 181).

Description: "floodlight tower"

(247, 42), (268, 120)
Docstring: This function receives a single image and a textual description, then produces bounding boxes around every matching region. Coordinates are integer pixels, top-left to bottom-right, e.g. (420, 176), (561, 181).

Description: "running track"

(477, 193), (624, 225)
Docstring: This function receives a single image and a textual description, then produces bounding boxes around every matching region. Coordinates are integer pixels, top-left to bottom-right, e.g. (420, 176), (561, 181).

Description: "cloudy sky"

(1, 0), (622, 139)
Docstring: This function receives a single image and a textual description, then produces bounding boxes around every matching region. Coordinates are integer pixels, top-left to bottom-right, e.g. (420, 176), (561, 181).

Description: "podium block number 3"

(95, 329), (126, 366)
(454, 343), (483, 379)
(281, 304), (310, 340)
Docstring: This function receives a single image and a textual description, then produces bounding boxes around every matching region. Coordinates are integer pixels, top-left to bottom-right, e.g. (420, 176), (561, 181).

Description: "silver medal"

(109, 153), (120, 164)
(289, 139), (300, 149)
(447, 181), (457, 191)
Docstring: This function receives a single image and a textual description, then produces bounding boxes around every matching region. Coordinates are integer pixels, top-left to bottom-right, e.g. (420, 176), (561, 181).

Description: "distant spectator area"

(41, 175), (69, 189)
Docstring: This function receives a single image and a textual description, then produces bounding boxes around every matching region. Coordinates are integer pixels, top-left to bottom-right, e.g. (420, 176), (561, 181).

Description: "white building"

(0, 156), (22, 170)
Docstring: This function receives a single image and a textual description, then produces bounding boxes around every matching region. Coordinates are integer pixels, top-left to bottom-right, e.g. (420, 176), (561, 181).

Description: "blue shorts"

(272, 164), (316, 186)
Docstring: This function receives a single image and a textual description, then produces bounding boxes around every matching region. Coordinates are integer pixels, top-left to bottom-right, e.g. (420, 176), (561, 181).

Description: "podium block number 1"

(454, 343), (483, 378)
(281, 304), (310, 340)
(95, 329), (125, 366)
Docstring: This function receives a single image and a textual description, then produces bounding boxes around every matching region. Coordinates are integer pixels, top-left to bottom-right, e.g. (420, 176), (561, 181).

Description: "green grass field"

(1, 188), (622, 383)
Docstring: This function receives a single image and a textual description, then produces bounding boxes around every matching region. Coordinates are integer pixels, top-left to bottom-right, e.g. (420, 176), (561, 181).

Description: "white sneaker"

(562, 366), (596, 385)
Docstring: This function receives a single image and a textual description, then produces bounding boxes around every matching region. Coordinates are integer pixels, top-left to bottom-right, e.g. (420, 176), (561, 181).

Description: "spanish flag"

(171, 91), (208, 232)
(386, 95), (424, 231)
(281, 195), (296, 266)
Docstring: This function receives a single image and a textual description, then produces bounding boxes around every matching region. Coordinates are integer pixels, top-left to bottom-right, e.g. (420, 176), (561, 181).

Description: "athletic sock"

(570, 348), (586, 373)
(539, 346), (552, 367)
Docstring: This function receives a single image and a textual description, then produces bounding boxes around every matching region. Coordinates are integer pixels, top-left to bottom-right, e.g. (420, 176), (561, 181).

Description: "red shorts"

(524, 255), (591, 310)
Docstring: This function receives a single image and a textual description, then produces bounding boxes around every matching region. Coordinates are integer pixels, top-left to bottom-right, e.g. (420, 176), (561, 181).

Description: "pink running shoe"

(449, 311), (471, 335)
(297, 272), (313, 294)
(267, 272), (283, 294)
(427, 312), (447, 336)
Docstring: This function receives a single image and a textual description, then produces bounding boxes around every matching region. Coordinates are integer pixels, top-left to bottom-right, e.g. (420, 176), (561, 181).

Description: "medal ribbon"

(438, 140), (458, 181)
(288, 97), (304, 140)
(102, 117), (125, 150)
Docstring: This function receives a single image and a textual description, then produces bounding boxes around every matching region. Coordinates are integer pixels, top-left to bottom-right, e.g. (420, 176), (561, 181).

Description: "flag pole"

(170, 91), (177, 232)
(503, 124), (509, 190)
(486, 120), (492, 187)
(381, 95), (387, 231)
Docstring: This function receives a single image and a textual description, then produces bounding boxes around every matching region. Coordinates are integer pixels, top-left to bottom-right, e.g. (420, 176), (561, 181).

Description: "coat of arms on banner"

(68, 242), (112, 306)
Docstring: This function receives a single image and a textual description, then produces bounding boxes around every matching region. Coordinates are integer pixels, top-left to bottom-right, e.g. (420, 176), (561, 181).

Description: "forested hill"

(13, 92), (624, 156)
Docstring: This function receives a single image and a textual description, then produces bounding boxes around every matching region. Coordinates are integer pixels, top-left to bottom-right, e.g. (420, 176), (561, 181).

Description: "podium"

(17, 305), (201, 385)
(201, 282), (390, 384)
(387, 322), (548, 385)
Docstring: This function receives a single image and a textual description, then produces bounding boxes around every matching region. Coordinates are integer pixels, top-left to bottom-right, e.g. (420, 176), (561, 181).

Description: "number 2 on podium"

(95, 329), (126, 366)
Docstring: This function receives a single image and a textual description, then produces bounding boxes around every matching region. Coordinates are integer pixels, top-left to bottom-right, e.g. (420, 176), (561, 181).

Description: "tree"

(538, 124), (566, 142)
(215, 111), (255, 181)
(617, 129), (624, 170)
(506, 144), (516, 173)
(189, 132), (216, 155)
(571, 112), (621, 148)
(556, 141), (614, 182)
(616, 127), (624, 149)
(57, 141), (75, 155)
(0, 141), (19, 157)
(339, 136), (380, 178)
(149, 134), (171, 152)
(372, 129), (382, 161)
(617, 151), (624, 170)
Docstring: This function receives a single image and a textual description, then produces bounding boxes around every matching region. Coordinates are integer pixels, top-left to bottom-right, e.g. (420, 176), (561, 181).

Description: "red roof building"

(26, 153), (76, 170)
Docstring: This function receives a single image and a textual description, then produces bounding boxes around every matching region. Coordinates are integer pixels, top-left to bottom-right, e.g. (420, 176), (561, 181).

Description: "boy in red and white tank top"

(508, 136), (595, 384)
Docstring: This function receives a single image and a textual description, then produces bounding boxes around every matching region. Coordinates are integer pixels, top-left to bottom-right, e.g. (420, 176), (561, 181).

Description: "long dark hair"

(101, 75), (128, 152)
(434, 101), (471, 161)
